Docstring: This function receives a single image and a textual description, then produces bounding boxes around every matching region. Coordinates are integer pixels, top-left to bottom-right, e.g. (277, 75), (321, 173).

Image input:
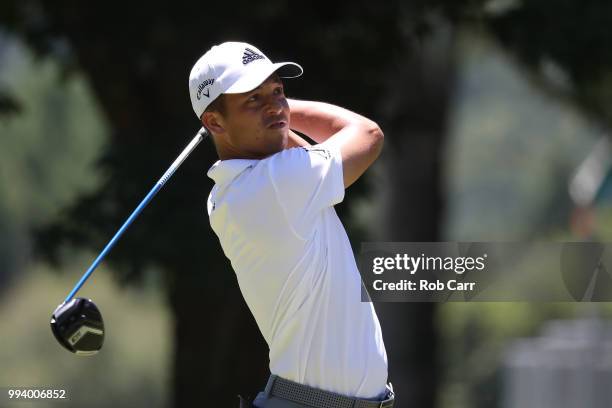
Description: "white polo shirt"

(206, 144), (388, 399)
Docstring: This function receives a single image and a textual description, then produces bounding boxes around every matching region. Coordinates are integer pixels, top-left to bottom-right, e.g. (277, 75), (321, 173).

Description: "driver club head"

(50, 297), (105, 356)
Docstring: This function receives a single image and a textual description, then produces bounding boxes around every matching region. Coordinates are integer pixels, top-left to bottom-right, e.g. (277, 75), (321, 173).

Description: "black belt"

(265, 375), (395, 408)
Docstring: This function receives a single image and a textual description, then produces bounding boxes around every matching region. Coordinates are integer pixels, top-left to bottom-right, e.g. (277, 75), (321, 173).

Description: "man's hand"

(288, 99), (384, 188)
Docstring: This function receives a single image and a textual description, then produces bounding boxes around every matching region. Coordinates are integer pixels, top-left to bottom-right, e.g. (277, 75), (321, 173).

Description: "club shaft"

(64, 129), (206, 302)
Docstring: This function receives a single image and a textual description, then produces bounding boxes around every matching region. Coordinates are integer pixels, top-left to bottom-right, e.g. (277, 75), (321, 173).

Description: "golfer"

(189, 42), (394, 408)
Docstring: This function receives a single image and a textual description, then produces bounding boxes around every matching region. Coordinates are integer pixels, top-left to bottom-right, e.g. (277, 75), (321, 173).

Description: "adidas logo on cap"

(242, 47), (265, 65)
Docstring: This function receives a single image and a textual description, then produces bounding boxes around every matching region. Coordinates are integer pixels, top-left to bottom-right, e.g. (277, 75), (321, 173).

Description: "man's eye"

(274, 87), (284, 95)
(248, 94), (259, 102)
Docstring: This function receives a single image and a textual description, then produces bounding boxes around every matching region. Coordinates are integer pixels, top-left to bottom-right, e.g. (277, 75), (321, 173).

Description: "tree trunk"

(169, 261), (269, 407)
(375, 15), (456, 408)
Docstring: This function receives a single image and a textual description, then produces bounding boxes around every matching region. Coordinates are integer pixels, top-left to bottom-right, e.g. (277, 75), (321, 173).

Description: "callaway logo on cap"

(188, 41), (303, 119)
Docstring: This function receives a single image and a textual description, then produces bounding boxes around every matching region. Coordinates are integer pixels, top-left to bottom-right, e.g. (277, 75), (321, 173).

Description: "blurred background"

(2, 1), (612, 407)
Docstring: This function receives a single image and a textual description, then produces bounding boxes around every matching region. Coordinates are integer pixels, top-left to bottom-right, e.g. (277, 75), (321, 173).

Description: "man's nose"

(265, 96), (284, 115)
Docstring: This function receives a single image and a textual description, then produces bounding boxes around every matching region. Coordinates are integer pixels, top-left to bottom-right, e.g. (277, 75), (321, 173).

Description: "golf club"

(50, 127), (208, 355)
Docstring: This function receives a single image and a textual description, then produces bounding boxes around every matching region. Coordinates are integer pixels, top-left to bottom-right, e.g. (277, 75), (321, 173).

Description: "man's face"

(213, 75), (290, 159)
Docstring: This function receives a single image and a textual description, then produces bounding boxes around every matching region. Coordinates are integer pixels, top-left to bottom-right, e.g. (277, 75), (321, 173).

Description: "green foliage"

(444, 31), (599, 240)
(487, 0), (612, 124)
(0, 259), (170, 408)
(437, 28), (612, 408)
(0, 36), (167, 407)
(0, 36), (106, 278)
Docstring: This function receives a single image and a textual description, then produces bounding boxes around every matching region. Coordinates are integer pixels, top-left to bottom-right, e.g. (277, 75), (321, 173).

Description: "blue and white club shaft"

(64, 128), (208, 303)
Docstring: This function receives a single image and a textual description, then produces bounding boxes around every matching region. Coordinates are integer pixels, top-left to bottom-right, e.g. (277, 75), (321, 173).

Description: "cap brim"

(224, 62), (303, 94)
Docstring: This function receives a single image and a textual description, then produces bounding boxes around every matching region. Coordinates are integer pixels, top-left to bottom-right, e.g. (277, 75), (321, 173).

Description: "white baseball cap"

(188, 42), (303, 119)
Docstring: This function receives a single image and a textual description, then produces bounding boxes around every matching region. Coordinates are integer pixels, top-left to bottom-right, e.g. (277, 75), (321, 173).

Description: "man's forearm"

(288, 99), (378, 144)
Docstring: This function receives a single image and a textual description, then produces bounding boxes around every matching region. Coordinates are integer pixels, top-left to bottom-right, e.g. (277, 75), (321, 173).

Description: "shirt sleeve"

(266, 144), (345, 238)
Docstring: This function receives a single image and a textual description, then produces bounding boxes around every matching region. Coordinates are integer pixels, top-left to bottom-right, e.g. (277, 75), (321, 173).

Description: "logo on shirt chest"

(302, 147), (332, 160)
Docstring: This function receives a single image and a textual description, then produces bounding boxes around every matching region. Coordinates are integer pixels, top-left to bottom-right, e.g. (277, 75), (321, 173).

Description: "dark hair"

(204, 94), (226, 116)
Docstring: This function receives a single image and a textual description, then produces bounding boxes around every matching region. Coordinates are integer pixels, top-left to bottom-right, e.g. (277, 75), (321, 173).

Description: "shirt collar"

(207, 158), (258, 185)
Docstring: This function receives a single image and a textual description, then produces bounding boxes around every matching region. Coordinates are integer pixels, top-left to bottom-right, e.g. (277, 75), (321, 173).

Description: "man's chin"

(256, 132), (287, 158)
(271, 129), (289, 150)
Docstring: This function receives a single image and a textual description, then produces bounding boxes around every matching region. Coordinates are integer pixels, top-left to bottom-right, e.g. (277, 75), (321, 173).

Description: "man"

(188, 42), (394, 408)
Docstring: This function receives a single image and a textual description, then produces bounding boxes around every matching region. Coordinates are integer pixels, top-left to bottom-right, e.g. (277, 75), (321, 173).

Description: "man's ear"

(201, 112), (225, 134)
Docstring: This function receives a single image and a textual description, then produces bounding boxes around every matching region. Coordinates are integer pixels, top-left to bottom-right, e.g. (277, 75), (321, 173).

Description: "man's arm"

(288, 99), (384, 188)
(286, 129), (312, 148)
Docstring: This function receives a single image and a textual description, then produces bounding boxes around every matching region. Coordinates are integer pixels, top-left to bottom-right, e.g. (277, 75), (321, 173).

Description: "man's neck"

(214, 130), (311, 161)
